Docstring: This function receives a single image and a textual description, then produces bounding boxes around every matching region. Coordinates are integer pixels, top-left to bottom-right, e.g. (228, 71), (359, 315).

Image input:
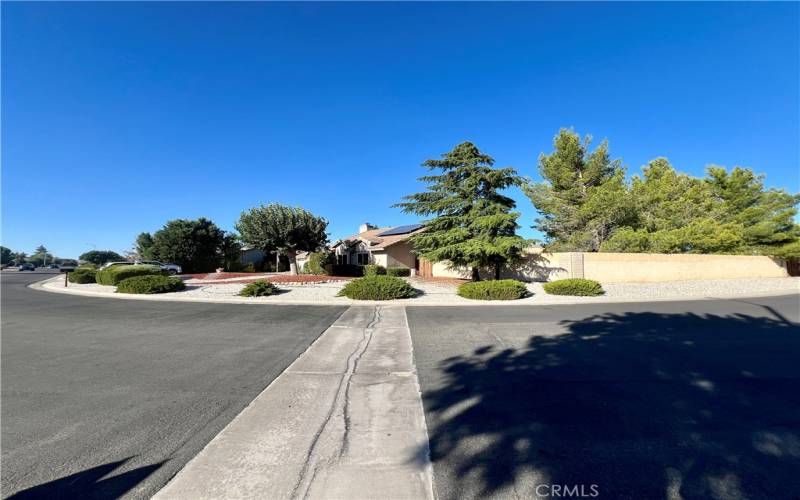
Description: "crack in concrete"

(291, 306), (382, 500)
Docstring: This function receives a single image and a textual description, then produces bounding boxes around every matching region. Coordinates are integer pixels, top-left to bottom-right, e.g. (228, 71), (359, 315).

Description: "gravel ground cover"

(41, 275), (799, 305)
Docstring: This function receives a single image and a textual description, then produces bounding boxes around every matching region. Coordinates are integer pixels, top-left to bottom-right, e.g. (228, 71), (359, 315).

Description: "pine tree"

(395, 141), (526, 281)
(523, 129), (631, 251)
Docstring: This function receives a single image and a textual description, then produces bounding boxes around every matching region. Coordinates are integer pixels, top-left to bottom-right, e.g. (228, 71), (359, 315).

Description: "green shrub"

(241, 263), (256, 273)
(96, 265), (165, 285)
(239, 280), (278, 297)
(363, 264), (386, 277)
(68, 267), (97, 284)
(337, 275), (416, 300)
(331, 264), (364, 277)
(304, 251), (335, 275)
(386, 267), (411, 277)
(116, 275), (186, 294)
(542, 278), (604, 296)
(457, 279), (528, 300)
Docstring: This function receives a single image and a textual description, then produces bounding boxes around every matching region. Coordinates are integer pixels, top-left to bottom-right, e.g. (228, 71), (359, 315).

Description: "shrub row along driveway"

(1, 271), (346, 499)
(407, 295), (800, 500)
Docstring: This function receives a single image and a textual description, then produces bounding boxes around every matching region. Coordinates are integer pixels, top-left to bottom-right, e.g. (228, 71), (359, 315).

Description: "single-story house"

(330, 223), (425, 270)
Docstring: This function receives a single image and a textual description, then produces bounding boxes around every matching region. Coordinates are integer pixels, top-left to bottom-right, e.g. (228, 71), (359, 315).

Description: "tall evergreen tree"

(523, 129), (631, 251)
(705, 166), (800, 251)
(395, 141), (526, 281)
(0, 246), (13, 265)
(600, 160), (799, 254)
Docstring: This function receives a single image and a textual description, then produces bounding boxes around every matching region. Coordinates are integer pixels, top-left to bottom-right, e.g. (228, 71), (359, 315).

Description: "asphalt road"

(1, 271), (347, 499)
(408, 295), (800, 500)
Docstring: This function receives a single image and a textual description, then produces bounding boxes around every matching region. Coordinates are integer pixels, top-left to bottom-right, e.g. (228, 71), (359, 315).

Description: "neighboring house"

(331, 223), (425, 270)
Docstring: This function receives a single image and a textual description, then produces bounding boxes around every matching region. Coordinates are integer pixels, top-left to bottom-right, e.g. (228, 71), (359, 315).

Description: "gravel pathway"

(40, 276), (799, 305)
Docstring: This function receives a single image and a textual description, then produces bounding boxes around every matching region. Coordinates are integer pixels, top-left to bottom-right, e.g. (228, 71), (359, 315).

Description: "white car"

(135, 260), (183, 275)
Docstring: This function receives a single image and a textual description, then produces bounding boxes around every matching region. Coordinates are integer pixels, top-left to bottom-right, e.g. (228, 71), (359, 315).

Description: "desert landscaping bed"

(39, 275), (799, 305)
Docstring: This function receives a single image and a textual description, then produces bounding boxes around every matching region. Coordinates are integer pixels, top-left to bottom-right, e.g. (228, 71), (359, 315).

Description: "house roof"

(332, 224), (425, 251)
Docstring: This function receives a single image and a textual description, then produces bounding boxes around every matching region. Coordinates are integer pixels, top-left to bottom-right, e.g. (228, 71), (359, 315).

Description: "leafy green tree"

(395, 141), (527, 281)
(1, 246), (13, 265)
(236, 204), (328, 275)
(135, 232), (155, 260)
(143, 218), (226, 273)
(523, 129), (632, 251)
(220, 232), (243, 271)
(79, 250), (125, 266)
(14, 252), (28, 263)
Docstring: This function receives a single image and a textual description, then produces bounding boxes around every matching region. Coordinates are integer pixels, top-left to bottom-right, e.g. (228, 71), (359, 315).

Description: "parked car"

(18, 263), (35, 271)
(48, 264), (59, 269)
(99, 261), (133, 270)
(135, 260), (183, 275)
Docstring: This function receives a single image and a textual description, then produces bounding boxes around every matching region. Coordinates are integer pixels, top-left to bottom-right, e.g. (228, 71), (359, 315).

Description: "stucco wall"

(371, 253), (389, 267)
(432, 251), (789, 283)
(581, 252), (788, 283)
(384, 242), (416, 269)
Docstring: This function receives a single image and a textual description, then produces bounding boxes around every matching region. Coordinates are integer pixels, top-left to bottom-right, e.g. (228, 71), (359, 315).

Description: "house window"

(356, 253), (369, 265)
(338, 254), (348, 265)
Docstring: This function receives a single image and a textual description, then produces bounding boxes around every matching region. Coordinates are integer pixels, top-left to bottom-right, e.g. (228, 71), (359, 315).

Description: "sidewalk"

(154, 306), (434, 500)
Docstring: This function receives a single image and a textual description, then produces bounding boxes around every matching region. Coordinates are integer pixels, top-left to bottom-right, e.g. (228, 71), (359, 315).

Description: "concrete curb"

(31, 275), (799, 307)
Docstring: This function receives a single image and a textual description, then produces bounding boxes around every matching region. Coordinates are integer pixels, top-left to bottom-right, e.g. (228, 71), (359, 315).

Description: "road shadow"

(418, 309), (800, 499)
(7, 457), (164, 499)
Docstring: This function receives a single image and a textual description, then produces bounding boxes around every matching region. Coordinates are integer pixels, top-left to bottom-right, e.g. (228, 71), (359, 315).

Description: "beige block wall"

(431, 251), (789, 283)
(581, 252), (789, 283)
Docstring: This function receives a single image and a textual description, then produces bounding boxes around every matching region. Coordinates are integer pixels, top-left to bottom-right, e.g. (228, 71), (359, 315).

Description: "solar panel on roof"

(377, 224), (424, 237)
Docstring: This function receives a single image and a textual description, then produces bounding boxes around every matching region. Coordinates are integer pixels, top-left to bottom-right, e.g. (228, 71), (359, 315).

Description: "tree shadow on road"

(419, 309), (800, 499)
(7, 456), (164, 500)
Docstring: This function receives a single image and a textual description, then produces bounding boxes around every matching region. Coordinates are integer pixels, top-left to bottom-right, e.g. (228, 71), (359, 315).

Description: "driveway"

(1, 271), (346, 499)
(407, 295), (800, 500)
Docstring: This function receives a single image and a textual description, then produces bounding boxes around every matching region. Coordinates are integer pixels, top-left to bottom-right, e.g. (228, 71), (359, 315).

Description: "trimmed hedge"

(303, 252), (335, 275)
(239, 280), (278, 297)
(337, 275), (416, 300)
(543, 278), (604, 296)
(96, 265), (165, 285)
(116, 275), (186, 294)
(457, 279), (528, 301)
(363, 264), (386, 277)
(68, 267), (97, 284)
(386, 267), (411, 277)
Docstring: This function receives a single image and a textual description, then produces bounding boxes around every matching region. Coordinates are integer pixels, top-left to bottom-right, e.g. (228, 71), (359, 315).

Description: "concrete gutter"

(31, 275), (799, 307)
(154, 305), (435, 500)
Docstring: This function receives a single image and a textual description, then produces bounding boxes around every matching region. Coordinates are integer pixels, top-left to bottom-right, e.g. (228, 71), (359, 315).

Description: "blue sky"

(3, 2), (798, 258)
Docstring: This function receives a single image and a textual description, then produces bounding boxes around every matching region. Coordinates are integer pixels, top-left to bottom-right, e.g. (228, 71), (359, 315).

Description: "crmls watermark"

(535, 484), (600, 498)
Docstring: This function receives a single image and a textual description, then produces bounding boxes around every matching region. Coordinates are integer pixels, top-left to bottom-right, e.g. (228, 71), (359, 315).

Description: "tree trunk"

(471, 267), (481, 281)
(287, 250), (298, 275)
(494, 262), (501, 280)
